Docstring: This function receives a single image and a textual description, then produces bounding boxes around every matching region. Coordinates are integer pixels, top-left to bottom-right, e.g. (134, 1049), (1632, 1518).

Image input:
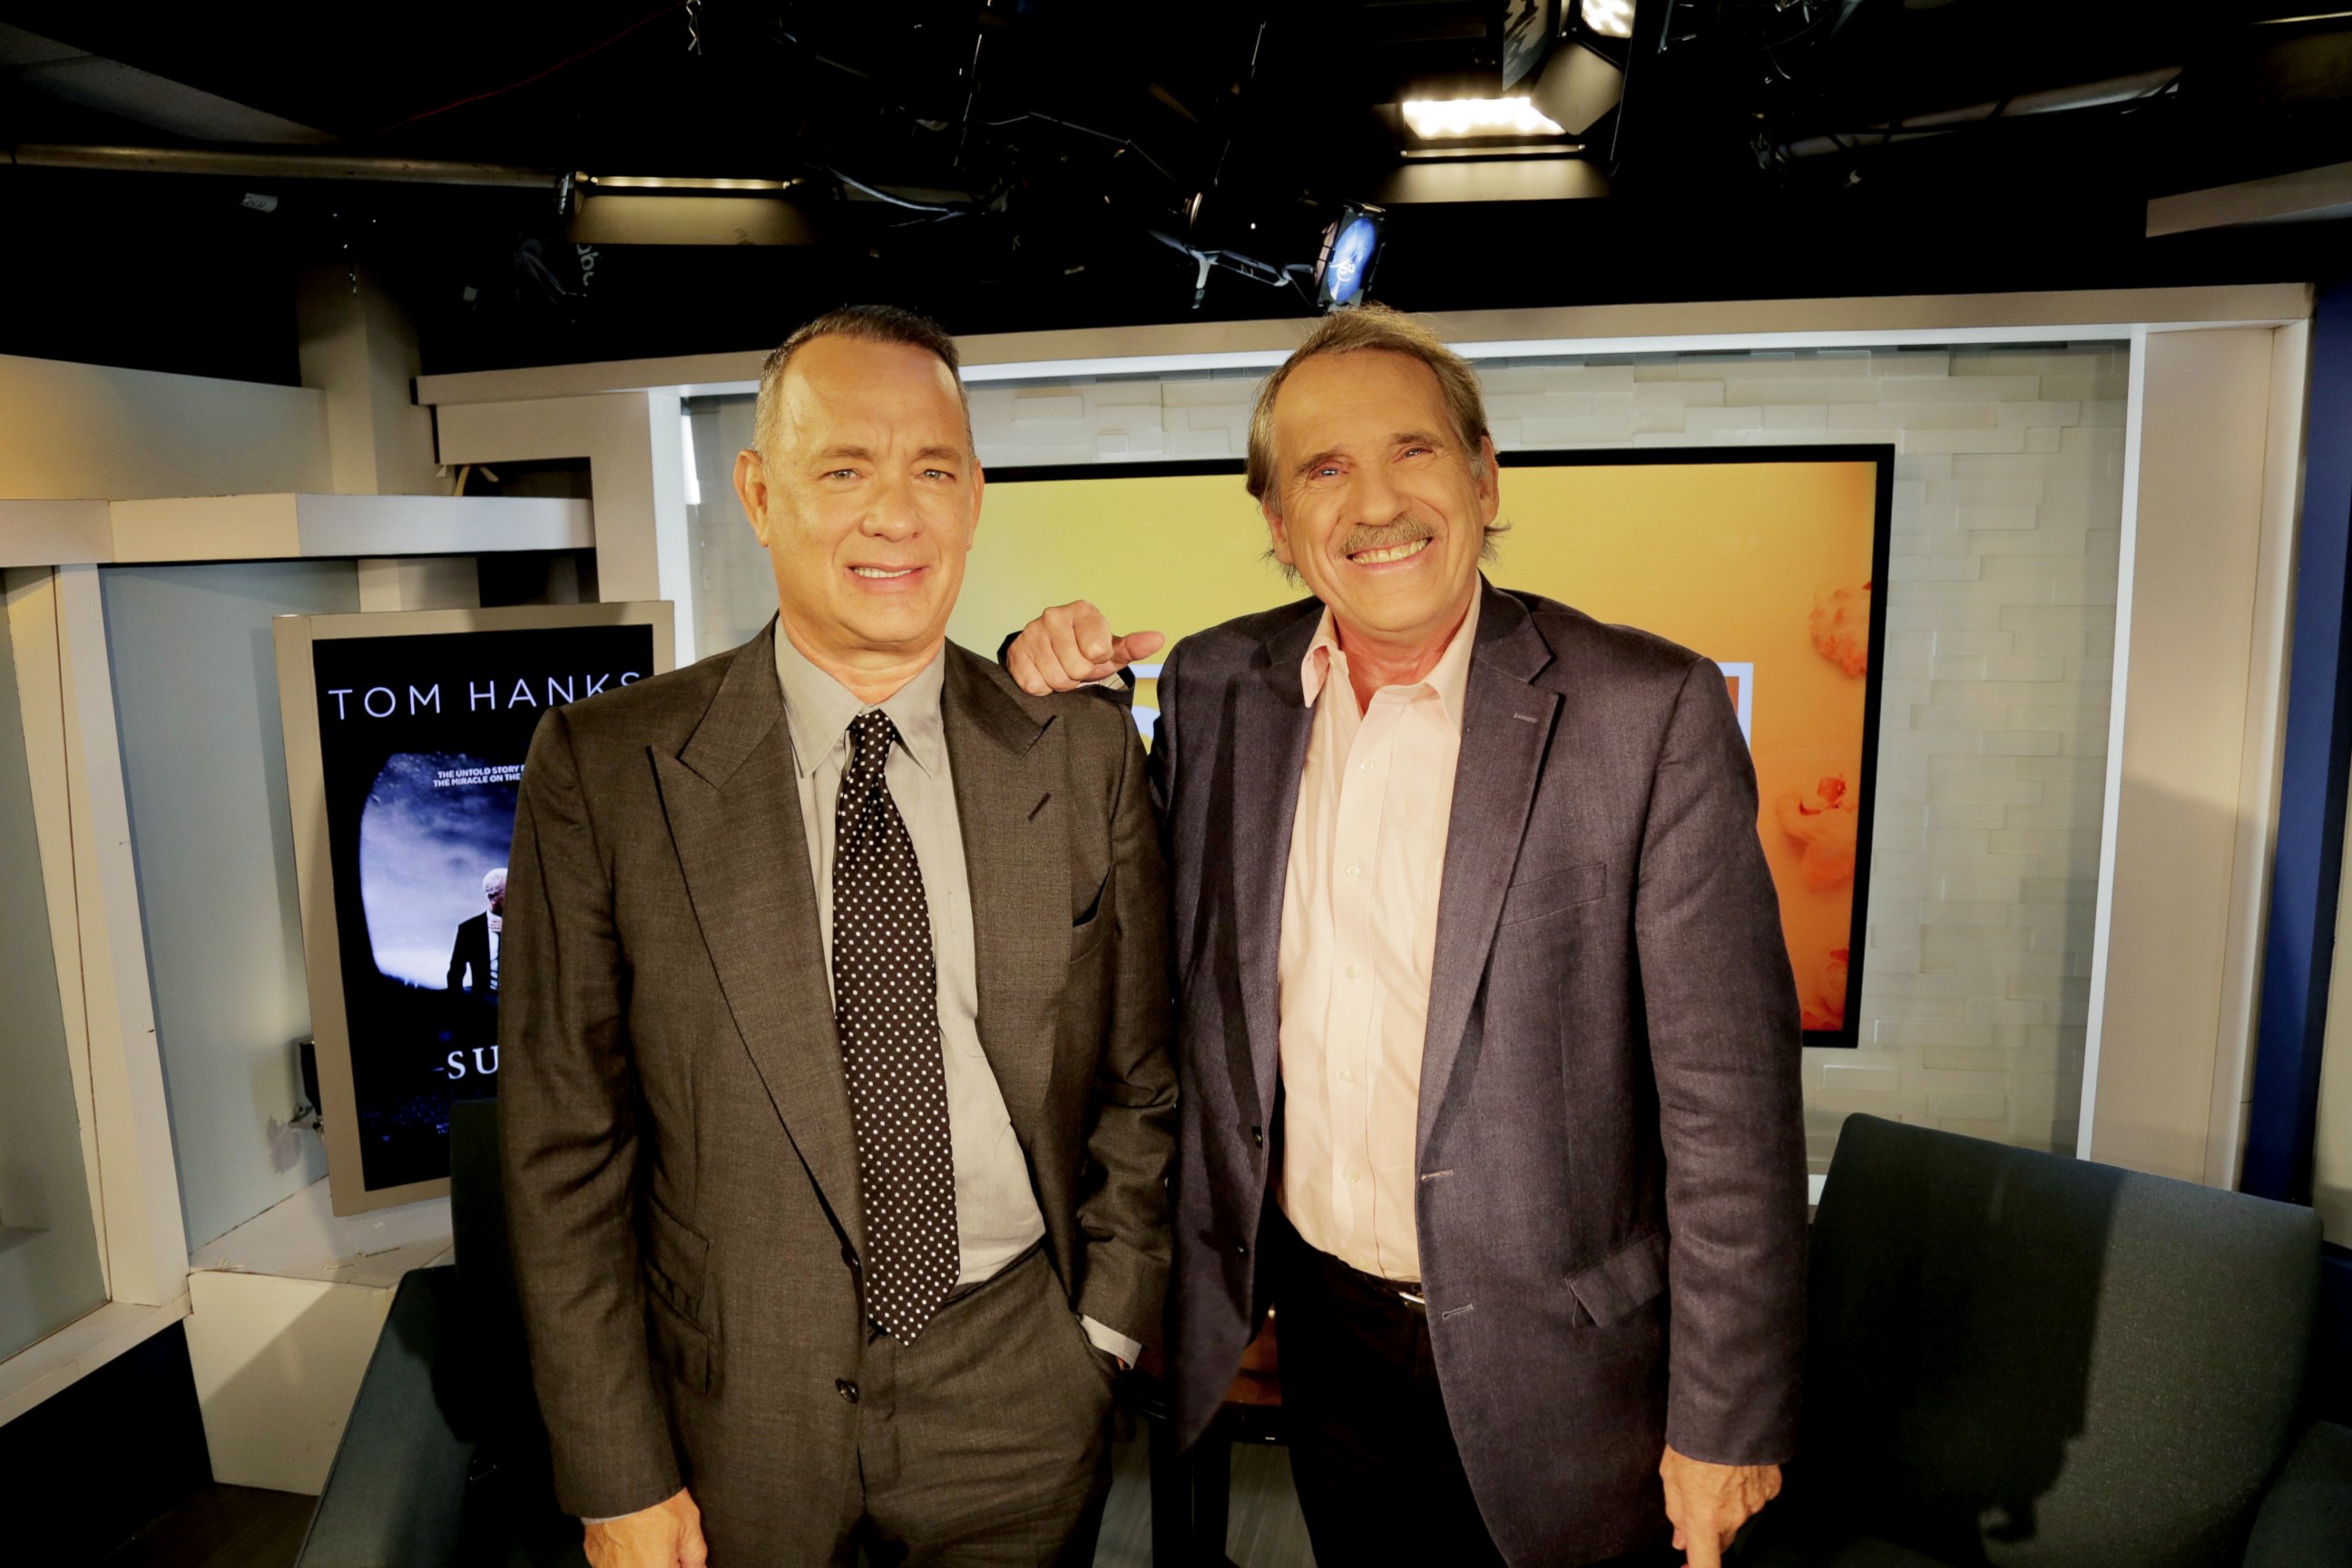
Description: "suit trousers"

(1272, 1217), (1676, 1568)
(837, 1243), (1119, 1567)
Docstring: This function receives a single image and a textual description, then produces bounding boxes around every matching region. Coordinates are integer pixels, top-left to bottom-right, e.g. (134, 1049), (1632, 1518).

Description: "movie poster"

(304, 622), (656, 1195)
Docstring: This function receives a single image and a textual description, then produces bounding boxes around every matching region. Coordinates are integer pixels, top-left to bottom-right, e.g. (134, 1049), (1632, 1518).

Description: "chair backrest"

(1802, 1114), (2321, 1568)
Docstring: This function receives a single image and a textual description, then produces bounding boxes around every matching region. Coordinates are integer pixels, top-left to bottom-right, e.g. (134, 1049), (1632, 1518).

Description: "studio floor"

(100, 1417), (1315, 1568)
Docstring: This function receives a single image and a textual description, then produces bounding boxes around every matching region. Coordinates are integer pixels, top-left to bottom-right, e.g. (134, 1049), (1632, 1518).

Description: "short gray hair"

(1244, 303), (1493, 504)
(752, 304), (971, 457)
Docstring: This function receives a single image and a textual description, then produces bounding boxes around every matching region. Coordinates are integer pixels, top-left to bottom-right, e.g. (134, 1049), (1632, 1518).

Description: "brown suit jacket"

(1158, 582), (1808, 1566)
(498, 623), (1176, 1546)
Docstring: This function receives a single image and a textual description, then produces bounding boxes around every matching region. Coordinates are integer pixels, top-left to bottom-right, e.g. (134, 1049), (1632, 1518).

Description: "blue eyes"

(1310, 448), (1433, 480)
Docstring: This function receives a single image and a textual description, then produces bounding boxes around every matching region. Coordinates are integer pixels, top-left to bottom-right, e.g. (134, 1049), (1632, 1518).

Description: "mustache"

(1338, 519), (1436, 555)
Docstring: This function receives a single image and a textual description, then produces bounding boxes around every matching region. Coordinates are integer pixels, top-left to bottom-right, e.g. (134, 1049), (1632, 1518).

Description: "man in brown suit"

(501, 305), (1175, 1567)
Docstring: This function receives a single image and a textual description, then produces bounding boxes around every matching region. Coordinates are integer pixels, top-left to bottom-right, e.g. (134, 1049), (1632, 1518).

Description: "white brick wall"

(686, 341), (2128, 1167)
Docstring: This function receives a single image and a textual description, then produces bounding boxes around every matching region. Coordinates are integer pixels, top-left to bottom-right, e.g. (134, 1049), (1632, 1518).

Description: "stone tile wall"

(686, 341), (2129, 1165)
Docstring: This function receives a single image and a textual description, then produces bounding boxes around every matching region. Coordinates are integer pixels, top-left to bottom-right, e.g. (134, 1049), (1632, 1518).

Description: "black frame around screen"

(985, 443), (1896, 1050)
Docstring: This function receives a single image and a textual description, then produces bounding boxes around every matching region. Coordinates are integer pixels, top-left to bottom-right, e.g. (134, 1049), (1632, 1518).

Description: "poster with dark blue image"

(309, 623), (653, 1193)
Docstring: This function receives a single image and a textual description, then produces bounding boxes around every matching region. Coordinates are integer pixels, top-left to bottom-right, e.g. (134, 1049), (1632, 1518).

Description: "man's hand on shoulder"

(1006, 600), (1163, 694)
(1660, 1446), (1780, 1568)
(584, 1487), (706, 1568)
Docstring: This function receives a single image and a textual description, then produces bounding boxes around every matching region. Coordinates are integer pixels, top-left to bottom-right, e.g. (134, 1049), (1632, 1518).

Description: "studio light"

(1314, 203), (1386, 310)
(1400, 97), (1568, 140)
(1582, 0), (1637, 38)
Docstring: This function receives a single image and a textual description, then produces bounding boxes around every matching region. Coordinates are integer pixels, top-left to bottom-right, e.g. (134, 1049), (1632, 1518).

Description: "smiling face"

(732, 334), (982, 684)
(1263, 347), (1499, 655)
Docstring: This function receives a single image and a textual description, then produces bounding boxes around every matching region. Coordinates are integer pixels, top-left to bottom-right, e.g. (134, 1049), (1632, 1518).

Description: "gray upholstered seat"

(1744, 1113), (2344, 1568)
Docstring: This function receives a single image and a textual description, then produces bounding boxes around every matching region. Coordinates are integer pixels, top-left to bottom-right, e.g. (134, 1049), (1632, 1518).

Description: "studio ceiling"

(4, 1), (2347, 380)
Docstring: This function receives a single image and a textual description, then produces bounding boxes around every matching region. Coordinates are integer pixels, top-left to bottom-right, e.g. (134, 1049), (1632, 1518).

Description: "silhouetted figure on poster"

(447, 867), (505, 1048)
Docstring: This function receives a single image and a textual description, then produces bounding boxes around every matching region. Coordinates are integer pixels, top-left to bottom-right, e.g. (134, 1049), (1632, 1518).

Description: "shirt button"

(1347, 1168), (1362, 1185)
(1345, 964), (1361, 980)
(1359, 761), (1376, 774)
(836, 1378), (859, 1405)
(1344, 863), (1361, 878)
(1340, 1067), (1355, 1084)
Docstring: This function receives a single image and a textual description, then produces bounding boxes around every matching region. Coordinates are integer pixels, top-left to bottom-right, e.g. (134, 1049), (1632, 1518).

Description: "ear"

(1262, 495), (1296, 566)
(732, 447), (771, 546)
(1474, 435), (1501, 526)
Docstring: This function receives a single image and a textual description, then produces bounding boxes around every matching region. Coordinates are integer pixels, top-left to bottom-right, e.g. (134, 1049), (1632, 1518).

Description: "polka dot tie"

(832, 710), (960, 1343)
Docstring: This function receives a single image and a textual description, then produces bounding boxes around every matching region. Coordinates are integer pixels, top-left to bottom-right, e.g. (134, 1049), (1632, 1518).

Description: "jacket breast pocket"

(1566, 1229), (1670, 1328)
(1500, 859), (1606, 927)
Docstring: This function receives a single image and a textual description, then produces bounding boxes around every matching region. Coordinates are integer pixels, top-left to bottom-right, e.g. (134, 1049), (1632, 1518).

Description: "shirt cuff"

(1079, 1315), (1142, 1367)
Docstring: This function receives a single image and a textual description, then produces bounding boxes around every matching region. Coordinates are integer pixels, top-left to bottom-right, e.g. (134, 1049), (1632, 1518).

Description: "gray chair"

(1743, 1114), (2352, 1568)
(295, 1099), (583, 1567)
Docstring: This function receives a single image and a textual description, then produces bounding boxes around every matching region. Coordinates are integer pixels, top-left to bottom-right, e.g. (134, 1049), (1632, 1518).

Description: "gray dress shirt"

(773, 631), (1137, 1362)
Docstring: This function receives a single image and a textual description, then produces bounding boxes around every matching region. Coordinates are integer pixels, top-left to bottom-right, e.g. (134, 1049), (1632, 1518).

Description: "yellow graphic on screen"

(950, 459), (1878, 1039)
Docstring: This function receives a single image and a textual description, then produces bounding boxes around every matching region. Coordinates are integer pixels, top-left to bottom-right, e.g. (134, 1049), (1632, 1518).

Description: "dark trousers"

(1273, 1218), (1676, 1568)
(841, 1243), (1118, 1566)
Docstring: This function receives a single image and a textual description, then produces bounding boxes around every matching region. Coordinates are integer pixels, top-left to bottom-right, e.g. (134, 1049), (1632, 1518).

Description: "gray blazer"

(1157, 581), (1807, 1567)
(498, 622), (1176, 1550)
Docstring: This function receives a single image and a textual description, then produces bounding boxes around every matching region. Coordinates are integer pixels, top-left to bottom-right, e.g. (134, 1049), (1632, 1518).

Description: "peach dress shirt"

(1276, 592), (1480, 1284)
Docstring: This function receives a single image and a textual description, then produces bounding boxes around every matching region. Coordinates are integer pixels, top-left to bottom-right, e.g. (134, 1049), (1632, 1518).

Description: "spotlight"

(1582, 0), (1636, 39)
(1400, 97), (1568, 140)
(1314, 204), (1386, 311)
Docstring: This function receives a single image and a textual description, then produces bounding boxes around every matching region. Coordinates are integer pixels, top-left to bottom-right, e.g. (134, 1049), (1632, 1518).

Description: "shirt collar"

(1298, 583), (1483, 724)
(772, 623), (949, 780)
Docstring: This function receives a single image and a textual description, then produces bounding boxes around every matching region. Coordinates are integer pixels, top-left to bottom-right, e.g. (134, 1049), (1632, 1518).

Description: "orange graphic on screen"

(1777, 775), (1859, 891)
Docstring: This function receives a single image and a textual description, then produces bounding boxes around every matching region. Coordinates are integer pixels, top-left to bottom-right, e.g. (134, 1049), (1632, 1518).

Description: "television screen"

(948, 447), (1890, 1047)
(276, 603), (673, 1213)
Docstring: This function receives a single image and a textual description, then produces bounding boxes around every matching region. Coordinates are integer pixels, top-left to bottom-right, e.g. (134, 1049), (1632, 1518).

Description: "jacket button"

(1234, 1240), (1249, 1257)
(1250, 1125), (1264, 1149)
(842, 1247), (860, 1269)
(836, 1378), (859, 1405)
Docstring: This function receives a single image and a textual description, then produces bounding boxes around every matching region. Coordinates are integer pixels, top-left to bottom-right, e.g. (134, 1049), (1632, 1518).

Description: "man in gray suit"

(502, 305), (1175, 1567)
(1008, 305), (1807, 1567)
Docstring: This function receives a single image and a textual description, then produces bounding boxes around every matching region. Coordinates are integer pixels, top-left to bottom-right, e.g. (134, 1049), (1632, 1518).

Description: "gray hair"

(1244, 303), (1494, 504)
(751, 303), (972, 457)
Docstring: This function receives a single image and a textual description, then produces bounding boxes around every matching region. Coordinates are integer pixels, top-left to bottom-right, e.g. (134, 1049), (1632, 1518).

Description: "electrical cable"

(371, 0), (694, 137)
(828, 167), (975, 212)
(980, 112), (1183, 191)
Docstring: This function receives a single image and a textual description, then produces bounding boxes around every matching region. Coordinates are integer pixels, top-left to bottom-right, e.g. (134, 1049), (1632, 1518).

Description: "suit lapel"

(1234, 605), (1322, 1122)
(1418, 584), (1560, 1155)
(655, 624), (864, 1255)
(942, 646), (1062, 1144)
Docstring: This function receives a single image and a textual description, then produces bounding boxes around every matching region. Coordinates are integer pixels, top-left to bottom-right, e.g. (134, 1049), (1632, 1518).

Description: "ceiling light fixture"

(581, 175), (800, 193)
(1582, 0), (1637, 38)
(1400, 97), (1567, 140)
